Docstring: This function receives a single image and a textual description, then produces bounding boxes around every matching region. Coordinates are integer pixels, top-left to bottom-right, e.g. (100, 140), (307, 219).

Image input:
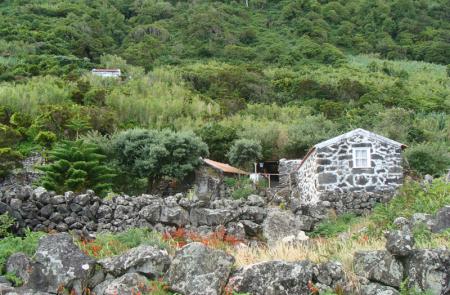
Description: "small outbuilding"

(294, 128), (406, 214)
(91, 68), (121, 78)
(195, 158), (248, 200)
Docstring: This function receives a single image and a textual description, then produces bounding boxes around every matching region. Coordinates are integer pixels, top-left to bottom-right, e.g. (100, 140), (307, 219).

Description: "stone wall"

(296, 132), (403, 212)
(278, 159), (301, 188)
(295, 152), (319, 204)
(0, 186), (269, 235)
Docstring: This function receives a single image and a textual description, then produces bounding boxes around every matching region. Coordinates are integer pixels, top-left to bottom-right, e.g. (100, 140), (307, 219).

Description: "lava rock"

(160, 205), (189, 227)
(25, 233), (96, 294)
(431, 206), (450, 233)
(190, 208), (237, 227)
(353, 250), (403, 288)
(99, 245), (170, 278)
(405, 248), (449, 294)
(360, 282), (400, 295)
(6, 252), (31, 285)
(227, 260), (315, 295)
(385, 229), (414, 257)
(165, 242), (235, 295)
(262, 208), (312, 245)
(92, 273), (149, 295)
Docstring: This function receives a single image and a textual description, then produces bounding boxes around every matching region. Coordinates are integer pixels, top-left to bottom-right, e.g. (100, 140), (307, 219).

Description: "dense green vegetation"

(0, 0), (449, 194)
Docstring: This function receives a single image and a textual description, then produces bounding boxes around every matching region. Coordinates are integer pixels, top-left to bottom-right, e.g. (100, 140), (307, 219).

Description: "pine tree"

(38, 140), (115, 196)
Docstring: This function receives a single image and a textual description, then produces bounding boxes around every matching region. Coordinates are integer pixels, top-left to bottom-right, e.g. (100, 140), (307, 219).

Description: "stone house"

(195, 159), (248, 200)
(91, 68), (121, 78)
(295, 128), (406, 213)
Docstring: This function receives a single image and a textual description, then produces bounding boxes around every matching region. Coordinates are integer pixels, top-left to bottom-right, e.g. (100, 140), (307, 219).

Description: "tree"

(112, 129), (208, 192)
(66, 114), (92, 140)
(197, 123), (237, 162)
(38, 140), (115, 196)
(227, 139), (262, 169)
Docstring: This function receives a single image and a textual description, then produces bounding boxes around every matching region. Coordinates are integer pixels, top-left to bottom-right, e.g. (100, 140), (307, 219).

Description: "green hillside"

(0, 0), (449, 194)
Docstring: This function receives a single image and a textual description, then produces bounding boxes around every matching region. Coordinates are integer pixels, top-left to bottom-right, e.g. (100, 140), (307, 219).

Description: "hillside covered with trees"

(0, 0), (449, 194)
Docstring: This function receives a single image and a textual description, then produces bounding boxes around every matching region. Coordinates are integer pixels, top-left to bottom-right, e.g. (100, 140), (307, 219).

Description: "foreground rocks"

(356, 218), (450, 295)
(26, 233), (96, 294)
(2, 229), (449, 295)
(262, 208), (312, 245)
(227, 260), (315, 295)
(165, 242), (235, 295)
(99, 245), (170, 278)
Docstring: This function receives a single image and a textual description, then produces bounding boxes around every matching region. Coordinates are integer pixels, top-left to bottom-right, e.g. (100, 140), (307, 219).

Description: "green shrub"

(230, 178), (256, 200)
(0, 148), (23, 179)
(370, 179), (450, 232)
(399, 279), (434, 295)
(310, 213), (360, 238)
(404, 143), (450, 177)
(5, 272), (23, 286)
(34, 131), (57, 148)
(0, 124), (22, 147)
(0, 230), (45, 274)
(223, 177), (237, 187)
(0, 212), (15, 238)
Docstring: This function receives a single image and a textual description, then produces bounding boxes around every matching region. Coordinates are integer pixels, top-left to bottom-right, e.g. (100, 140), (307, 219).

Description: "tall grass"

(0, 76), (74, 114)
(106, 68), (219, 129)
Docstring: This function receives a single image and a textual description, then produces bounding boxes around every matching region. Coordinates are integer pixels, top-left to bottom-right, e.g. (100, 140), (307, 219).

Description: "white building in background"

(91, 68), (121, 78)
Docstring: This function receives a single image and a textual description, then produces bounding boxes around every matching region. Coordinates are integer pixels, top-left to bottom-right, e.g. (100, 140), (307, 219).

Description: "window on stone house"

(353, 147), (371, 168)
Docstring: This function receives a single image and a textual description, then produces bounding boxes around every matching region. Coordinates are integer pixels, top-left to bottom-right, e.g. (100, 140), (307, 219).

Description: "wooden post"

(268, 175), (271, 188)
(289, 173), (292, 190)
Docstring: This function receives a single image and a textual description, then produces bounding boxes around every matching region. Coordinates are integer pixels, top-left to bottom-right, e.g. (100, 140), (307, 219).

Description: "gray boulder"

(99, 245), (170, 278)
(262, 208), (312, 245)
(353, 251), (403, 288)
(25, 233), (96, 294)
(6, 253), (31, 285)
(405, 248), (449, 295)
(246, 195), (265, 207)
(241, 220), (261, 236)
(360, 283), (400, 295)
(238, 206), (267, 224)
(190, 208), (237, 227)
(138, 203), (161, 223)
(227, 260), (315, 295)
(431, 206), (450, 233)
(92, 273), (149, 295)
(226, 222), (246, 241)
(160, 205), (189, 227)
(165, 242), (235, 295)
(385, 229), (414, 257)
(314, 261), (346, 290)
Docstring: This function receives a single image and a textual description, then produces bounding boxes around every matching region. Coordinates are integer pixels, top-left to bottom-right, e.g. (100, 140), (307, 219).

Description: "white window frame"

(353, 147), (371, 168)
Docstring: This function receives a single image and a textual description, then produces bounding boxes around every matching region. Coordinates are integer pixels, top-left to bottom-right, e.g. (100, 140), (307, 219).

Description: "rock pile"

(0, 233), (348, 295)
(354, 217), (449, 295)
(1, 223), (448, 295)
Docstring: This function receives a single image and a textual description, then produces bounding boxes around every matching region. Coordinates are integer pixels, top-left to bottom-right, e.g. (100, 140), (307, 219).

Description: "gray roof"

(314, 128), (405, 149)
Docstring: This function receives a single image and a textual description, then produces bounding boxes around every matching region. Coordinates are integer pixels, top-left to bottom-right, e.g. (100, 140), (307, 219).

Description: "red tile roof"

(203, 159), (249, 175)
